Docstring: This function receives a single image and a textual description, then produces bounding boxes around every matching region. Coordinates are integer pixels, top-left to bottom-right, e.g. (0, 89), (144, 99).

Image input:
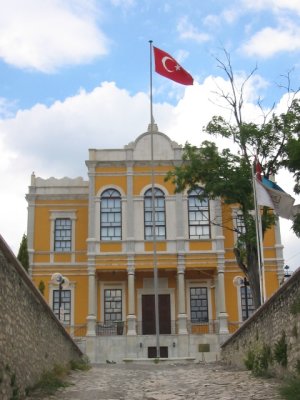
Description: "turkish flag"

(153, 46), (194, 86)
(255, 157), (263, 181)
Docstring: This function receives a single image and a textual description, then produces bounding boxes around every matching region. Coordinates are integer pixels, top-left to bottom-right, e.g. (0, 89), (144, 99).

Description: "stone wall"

(221, 267), (300, 376)
(0, 235), (82, 399)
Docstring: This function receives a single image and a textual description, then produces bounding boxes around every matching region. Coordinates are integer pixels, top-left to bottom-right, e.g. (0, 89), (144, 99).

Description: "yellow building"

(26, 125), (284, 362)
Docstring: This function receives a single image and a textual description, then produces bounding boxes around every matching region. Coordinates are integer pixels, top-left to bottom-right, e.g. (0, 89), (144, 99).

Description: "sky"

(0, 0), (300, 272)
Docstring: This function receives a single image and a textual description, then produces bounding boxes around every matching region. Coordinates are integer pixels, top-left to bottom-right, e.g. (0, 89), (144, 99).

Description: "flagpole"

(252, 165), (266, 304)
(149, 40), (160, 358)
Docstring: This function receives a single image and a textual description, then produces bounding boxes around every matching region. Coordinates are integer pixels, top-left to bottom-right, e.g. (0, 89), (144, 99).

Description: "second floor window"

(235, 212), (246, 239)
(54, 218), (71, 252)
(188, 188), (210, 239)
(144, 188), (166, 240)
(100, 189), (122, 241)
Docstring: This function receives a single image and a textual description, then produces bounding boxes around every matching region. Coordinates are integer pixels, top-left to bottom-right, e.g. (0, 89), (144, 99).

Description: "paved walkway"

(33, 363), (281, 400)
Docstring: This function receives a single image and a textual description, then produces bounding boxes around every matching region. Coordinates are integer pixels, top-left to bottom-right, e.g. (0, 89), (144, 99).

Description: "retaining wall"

(221, 267), (300, 376)
(0, 235), (82, 399)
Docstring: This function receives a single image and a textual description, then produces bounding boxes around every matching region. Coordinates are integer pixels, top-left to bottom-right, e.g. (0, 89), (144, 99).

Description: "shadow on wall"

(221, 267), (300, 378)
(0, 234), (83, 399)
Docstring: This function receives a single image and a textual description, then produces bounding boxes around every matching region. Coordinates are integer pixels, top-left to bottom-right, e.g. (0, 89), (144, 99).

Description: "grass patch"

(31, 365), (70, 396)
(27, 357), (89, 397)
(70, 356), (90, 371)
(279, 377), (300, 400)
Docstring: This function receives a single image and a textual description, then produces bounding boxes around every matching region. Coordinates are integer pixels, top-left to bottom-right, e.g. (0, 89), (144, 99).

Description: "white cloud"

(110, 0), (136, 8)
(203, 7), (240, 28)
(0, 83), (154, 177)
(0, 97), (18, 118)
(242, 23), (300, 58)
(243, 0), (300, 15)
(177, 16), (211, 43)
(203, 14), (220, 28)
(0, 0), (108, 72)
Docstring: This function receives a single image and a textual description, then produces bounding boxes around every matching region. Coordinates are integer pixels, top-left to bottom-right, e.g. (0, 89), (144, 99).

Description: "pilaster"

(177, 254), (188, 334)
(127, 258), (137, 335)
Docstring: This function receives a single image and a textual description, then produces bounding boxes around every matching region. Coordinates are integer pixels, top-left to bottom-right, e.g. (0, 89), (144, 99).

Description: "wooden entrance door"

(142, 294), (171, 334)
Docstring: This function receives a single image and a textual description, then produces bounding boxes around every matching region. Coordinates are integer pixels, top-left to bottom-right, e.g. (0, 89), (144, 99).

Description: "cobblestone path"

(34, 363), (281, 400)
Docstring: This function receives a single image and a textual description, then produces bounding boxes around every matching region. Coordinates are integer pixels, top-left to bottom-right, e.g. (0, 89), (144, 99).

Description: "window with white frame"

(53, 289), (71, 324)
(104, 289), (122, 322)
(144, 187), (166, 240)
(100, 189), (122, 241)
(188, 187), (210, 239)
(240, 285), (255, 321)
(190, 287), (209, 323)
(235, 211), (246, 239)
(54, 218), (71, 252)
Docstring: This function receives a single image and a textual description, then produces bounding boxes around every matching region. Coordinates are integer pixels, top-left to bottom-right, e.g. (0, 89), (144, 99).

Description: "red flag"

(255, 157), (263, 181)
(153, 46), (194, 86)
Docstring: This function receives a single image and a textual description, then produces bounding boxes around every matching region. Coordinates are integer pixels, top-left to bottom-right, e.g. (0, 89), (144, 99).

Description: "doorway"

(142, 294), (171, 334)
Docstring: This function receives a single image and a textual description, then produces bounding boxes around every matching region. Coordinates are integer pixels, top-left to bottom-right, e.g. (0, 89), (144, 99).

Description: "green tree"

(166, 52), (300, 308)
(17, 233), (29, 273)
(285, 136), (300, 237)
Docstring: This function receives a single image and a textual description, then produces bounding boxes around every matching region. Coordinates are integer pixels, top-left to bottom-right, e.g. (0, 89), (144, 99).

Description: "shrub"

(296, 359), (300, 375)
(290, 297), (300, 315)
(244, 344), (272, 377)
(28, 364), (70, 396)
(70, 356), (90, 371)
(274, 332), (287, 367)
(244, 349), (255, 371)
(279, 377), (300, 400)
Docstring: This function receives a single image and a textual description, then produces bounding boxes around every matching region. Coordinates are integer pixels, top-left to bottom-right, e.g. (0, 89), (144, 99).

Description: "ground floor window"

(53, 289), (71, 324)
(190, 287), (208, 323)
(104, 289), (122, 322)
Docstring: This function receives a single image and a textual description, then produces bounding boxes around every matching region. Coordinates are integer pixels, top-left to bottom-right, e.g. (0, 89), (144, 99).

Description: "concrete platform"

(122, 357), (196, 364)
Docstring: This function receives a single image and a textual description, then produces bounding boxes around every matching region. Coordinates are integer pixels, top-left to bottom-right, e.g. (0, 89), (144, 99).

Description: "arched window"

(100, 189), (122, 241)
(188, 187), (210, 239)
(144, 188), (166, 240)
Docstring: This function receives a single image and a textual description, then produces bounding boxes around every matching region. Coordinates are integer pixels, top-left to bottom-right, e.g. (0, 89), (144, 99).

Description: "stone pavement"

(32, 363), (282, 400)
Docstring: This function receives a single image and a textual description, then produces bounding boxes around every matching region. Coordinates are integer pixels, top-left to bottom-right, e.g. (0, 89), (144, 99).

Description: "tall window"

(104, 289), (122, 322)
(100, 189), (122, 241)
(235, 211), (246, 239)
(188, 188), (210, 239)
(54, 218), (71, 252)
(190, 287), (208, 323)
(240, 285), (255, 321)
(144, 188), (166, 240)
(53, 289), (71, 324)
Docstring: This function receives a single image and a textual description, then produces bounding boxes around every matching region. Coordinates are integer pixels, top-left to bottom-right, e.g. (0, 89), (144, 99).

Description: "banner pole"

(149, 40), (160, 358)
(252, 164), (265, 304)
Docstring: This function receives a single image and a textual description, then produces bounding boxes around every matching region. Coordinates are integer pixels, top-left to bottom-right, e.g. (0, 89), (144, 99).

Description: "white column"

(86, 165), (97, 336)
(217, 264), (229, 334)
(212, 198), (229, 334)
(274, 219), (285, 285)
(26, 172), (36, 277)
(177, 255), (188, 334)
(86, 265), (96, 336)
(127, 261), (136, 335)
(26, 174), (36, 277)
(126, 163), (135, 252)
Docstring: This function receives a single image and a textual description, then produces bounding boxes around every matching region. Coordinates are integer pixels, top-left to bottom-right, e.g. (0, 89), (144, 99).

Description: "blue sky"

(1, 0), (300, 271)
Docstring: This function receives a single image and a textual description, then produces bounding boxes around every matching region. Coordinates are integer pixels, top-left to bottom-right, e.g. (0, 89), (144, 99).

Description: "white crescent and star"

(162, 56), (181, 73)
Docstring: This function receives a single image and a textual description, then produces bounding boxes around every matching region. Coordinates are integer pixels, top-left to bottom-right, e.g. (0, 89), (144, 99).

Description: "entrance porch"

(82, 333), (222, 363)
